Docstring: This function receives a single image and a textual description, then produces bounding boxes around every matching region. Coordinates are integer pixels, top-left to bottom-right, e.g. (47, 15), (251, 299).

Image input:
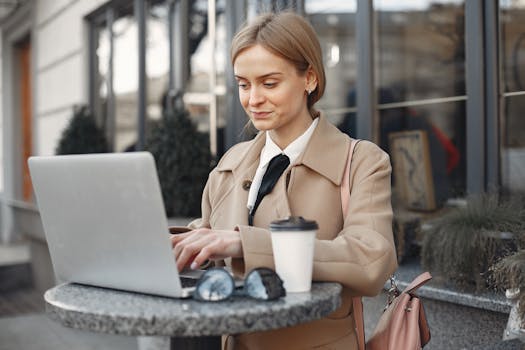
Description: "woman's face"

(234, 45), (316, 144)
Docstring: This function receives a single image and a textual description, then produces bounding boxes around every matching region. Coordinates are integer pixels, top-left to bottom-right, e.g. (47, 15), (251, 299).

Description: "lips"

(251, 111), (271, 119)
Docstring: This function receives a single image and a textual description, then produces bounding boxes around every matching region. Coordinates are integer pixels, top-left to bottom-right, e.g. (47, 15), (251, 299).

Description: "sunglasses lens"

(194, 268), (235, 301)
(244, 268), (286, 301)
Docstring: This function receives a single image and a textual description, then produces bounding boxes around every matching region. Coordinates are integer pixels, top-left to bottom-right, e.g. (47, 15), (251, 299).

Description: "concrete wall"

(0, 0), (106, 242)
(34, 0), (106, 156)
(34, 0), (105, 155)
(0, 32), (3, 193)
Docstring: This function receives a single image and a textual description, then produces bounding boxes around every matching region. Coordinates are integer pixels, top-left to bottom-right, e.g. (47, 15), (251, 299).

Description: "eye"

(238, 82), (249, 90)
(263, 82), (277, 88)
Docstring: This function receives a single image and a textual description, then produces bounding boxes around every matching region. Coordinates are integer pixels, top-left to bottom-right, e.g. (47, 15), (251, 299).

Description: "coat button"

(242, 180), (252, 191)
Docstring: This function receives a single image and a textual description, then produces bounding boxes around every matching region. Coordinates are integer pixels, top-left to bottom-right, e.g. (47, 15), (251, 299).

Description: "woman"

(171, 12), (397, 350)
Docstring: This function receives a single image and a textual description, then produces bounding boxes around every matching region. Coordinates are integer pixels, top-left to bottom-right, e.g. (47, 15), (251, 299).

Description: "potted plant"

(55, 105), (109, 155)
(421, 194), (525, 291)
(490, 202), (525, 341)
(144, 96), (211, 218)
(491, 250), (525, 339)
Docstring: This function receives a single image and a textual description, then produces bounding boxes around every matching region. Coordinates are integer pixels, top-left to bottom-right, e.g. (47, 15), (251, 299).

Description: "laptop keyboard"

(180, 276), (199, 288)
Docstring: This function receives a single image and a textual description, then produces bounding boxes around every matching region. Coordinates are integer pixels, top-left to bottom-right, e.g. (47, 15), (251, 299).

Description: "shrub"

(145, 104), (211, 217)
(491, 250), (525, 326)
(56, 106), (109, 155)
(421, 194), (525, 291)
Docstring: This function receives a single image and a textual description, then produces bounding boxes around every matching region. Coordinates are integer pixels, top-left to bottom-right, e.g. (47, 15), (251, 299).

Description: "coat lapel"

(296, 114), (351, 186)
(212, 115), (351, 228)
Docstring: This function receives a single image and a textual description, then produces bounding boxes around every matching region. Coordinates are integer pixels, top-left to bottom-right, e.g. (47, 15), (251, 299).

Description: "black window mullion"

(356, 0), (375, 141)
(484, 0), (500, 191)
(135, 0), (147, 151)
(224, 0), (246, 152)
(106, 7), (116, 151)
(465, 1), (486, 194)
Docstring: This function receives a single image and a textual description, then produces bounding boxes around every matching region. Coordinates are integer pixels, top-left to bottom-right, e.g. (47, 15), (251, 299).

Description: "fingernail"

(190, 262), (198, 270)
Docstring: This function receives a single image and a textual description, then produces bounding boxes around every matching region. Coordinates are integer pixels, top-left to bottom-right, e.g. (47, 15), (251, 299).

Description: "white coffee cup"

(270, 216), (318, 293)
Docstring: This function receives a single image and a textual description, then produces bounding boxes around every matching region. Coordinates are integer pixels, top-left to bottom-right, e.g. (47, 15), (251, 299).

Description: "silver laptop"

(28, 152), (202, 298)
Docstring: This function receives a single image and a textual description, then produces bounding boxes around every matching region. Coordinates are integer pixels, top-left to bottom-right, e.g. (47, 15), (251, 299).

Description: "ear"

(305, 67), (318, 93)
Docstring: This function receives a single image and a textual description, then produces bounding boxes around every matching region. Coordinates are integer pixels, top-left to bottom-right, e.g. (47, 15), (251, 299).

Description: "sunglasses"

(193, 267), (286, 302)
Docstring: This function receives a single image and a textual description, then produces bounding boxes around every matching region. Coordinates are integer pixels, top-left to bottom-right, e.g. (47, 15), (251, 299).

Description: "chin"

(251, 119), (275, 131)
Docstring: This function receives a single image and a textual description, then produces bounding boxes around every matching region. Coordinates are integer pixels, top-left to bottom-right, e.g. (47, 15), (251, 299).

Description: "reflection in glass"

(112, 10), (138, 152)
(93, 23), (110, 139)
(500, 1), (525, 194)
(501, 1), (525, 93)
(501, 96), (525, 193)
(185, 0), (227, 156)
(376, 0), (465, 103)
(376, 0), (466, 200)
(93, 4), (138, 152)
(305, 0), (357, 135)
(380, 101), (465, 199)
(147, 2), (170, 124)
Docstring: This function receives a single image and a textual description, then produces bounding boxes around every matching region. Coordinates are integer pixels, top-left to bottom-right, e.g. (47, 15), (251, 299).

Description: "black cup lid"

(269, 216), (318, 231)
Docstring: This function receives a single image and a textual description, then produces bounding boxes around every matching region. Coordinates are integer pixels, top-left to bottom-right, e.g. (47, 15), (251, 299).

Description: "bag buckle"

(385, 275), (400, 310)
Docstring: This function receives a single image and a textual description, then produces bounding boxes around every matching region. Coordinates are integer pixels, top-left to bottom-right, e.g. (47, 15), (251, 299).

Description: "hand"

(170, 228), (243, 272)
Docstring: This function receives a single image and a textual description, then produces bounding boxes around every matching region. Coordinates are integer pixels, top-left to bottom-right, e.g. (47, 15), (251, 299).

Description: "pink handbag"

(342, 140), (432, 350)
(355, 273), (432, 350)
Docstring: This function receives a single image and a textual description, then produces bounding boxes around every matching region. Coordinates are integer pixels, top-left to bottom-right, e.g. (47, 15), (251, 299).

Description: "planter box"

(504, 297), (525, 342)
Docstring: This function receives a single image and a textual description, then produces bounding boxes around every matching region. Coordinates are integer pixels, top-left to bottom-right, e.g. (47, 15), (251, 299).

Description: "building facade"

(1, 0), (524, 242)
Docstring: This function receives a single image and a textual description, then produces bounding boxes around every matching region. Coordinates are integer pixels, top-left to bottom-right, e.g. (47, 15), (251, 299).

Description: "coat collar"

(216, 114), (351, 185)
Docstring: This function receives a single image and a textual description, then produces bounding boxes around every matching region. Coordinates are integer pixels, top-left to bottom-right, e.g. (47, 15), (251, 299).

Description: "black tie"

(248, 154), (290, 226)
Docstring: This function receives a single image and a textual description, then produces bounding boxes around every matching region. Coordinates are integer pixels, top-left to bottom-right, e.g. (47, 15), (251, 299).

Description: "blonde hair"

(231, 12), (325, 118)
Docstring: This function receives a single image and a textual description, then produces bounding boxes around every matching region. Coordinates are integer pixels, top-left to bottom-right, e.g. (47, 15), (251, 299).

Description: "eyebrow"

(234, 72), (283, 80)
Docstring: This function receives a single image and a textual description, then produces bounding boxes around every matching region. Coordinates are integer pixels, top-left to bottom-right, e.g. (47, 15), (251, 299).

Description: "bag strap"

(404, 271), (432, 294)
(353, 297), (366, 350)
(342, 139), (431, 350)
(340, 139), (366, 350)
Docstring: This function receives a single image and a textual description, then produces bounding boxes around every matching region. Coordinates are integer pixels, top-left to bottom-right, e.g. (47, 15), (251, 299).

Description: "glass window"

(184, 0), (228, 156)
(146, 1), (169, 122)
(376, 0), (466, 200)
(112, 7), (138, 152)
(379, 101), (465, 200)
(305, 0), (358, 136)
(501, 2), (525, 94)
(90, 0), (229, 156)
(92, 2), (138, 152)
(92, 19), (110, 146)
(185, 0), (227, 156)
(501, 0), (525, 193)
(376, 0), (465, 102)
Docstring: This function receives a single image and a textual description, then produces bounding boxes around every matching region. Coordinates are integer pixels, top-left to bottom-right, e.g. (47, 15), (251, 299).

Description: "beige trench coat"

(190, 115), (398, 350)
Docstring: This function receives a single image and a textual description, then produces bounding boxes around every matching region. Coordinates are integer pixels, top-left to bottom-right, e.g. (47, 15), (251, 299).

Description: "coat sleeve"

(236, 141), (398, 297)
(185, 169), (214, 230)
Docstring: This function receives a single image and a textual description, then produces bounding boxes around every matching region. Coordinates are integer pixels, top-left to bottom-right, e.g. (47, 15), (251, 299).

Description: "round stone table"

(44, 282), (342, 350)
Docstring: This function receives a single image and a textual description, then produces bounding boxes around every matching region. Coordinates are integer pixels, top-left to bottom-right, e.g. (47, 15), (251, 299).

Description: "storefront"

(86, 0), (525, 199)
(1, 0), (524, 242)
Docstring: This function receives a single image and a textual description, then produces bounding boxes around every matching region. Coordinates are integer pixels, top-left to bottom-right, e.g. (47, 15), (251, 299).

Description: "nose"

(248, 87), (265, 106)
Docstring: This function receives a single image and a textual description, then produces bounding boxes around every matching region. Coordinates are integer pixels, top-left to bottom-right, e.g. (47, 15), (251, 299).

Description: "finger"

(176, 235), (214, 271)
(176, 244), (199, 271)
(190, 238), (228, 269)
(172, 230), (203, 258)
(170, 231), (192, 248)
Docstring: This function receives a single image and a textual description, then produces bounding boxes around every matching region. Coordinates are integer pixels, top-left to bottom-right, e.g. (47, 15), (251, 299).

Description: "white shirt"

(247, 117), (319, 212)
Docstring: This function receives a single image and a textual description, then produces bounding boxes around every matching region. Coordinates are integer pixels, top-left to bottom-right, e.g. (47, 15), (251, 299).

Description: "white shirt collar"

(261, 117), (319, 167)
(247, 117), (319, 210)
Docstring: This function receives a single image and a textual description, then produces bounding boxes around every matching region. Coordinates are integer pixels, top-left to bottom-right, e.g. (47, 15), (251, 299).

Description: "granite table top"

(44, 282), (342, 337)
